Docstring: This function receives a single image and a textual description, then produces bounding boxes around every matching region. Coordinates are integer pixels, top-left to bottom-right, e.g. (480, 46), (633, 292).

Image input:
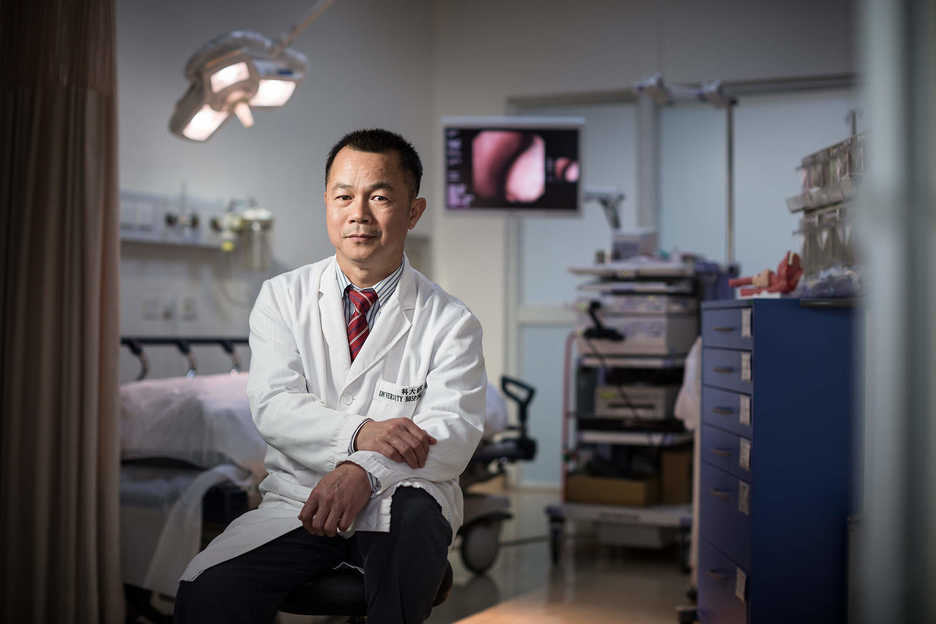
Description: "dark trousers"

(174, 487), (452, 624)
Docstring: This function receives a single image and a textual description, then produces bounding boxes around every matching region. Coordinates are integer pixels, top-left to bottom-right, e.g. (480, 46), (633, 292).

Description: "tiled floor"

(444, 541), (692, 623)
(428, 488), (692, 624)
(279, 488), (694, 624)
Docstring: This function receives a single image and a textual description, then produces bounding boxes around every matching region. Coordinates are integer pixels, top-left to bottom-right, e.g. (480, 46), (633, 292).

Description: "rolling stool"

(278, 561), (454, 623)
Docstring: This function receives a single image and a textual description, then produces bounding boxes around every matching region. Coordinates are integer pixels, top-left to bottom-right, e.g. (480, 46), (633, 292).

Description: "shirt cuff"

(348, 418), (373, 454)
(340, 458), (382, 497)
(366, 471), (381, 495)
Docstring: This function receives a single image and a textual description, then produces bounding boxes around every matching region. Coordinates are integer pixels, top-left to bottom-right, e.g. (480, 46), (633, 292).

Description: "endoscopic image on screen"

(445, 126), (579, 212)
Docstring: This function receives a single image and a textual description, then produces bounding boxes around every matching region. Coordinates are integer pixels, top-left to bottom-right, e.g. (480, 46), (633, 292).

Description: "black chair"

(278, 561), (454, 623)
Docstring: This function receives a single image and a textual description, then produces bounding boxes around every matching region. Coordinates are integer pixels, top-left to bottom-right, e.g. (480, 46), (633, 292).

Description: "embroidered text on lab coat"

(378, 382), (427, 403)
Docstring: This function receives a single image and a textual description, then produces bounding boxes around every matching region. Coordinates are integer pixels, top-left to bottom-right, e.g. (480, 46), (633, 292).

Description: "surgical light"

(249, 79), (296, 107)
(210, 62), (250, 92)
(233, 102), (254, 128)
(170, 0), (336, 142)
(183, 105), (230, 141)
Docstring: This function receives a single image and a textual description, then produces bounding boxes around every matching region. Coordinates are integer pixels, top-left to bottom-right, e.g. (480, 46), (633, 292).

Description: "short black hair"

(325, 128), (423, 197)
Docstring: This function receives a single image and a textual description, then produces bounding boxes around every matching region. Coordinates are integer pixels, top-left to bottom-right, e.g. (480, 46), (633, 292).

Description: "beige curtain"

(0, 0), (124, 621)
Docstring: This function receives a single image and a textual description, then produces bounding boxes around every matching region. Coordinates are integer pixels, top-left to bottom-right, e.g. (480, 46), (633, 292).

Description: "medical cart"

(547, 259), (731, 569)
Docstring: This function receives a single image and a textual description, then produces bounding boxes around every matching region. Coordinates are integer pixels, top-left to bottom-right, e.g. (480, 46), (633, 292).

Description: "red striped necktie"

(346, 287), (379, 362)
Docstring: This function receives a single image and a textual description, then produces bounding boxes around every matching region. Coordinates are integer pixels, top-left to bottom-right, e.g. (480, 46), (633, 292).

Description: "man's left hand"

(298, 462), (371, 537)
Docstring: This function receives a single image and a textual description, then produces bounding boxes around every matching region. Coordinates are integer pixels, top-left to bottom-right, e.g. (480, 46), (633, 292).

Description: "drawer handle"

(710, 488), (731, 500)
(712, 407), (734, 415)
(710, 448), (731, 457)
(706, 570), (730, 581)
(713, 366), (735, 374)
(713, 326), (736, 333)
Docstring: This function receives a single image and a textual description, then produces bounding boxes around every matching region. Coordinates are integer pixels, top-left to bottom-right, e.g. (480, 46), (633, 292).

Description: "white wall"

(659, 90), (859, 274)
(429, 0), (855, 486)
(116, 0), (434, 380)
(430, 0), (855, 393)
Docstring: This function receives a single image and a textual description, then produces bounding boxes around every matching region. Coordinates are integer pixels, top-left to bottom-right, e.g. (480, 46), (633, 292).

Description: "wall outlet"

(142, 298), (159, 320)
(161, 297), (176, 321)
(181, 296), (198, 321)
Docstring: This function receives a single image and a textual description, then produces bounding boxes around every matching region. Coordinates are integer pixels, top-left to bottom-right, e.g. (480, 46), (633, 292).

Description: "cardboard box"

(565, 474), (659, 506)
(661, 445), (693, 504)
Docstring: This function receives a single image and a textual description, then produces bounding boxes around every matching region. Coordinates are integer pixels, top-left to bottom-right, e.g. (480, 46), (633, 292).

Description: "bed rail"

(120, 336), (249, 380)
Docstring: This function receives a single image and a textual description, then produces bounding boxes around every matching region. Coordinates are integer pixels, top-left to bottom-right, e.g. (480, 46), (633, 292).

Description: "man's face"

(325, 146), (425, 275)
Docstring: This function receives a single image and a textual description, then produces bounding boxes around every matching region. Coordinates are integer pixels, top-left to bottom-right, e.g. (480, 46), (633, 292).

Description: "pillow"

(119, 373), (266, 479)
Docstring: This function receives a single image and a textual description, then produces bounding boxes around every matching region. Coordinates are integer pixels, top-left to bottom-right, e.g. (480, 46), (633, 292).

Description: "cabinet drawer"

(701, 386), (752, 437)
(698, 539), (748, 624)
(702, 424), (752, 480)
(700, 463), (751, 569)
(702, 348), (753, 394)
(702, 306), (753, 350)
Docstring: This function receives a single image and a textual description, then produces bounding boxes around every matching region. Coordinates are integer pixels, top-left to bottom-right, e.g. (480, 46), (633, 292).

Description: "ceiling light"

(233, 102), (254, 127)
(210, 61), (250, 92)
(249, 79), (297, 107)
(169, 1), (336, 142)
(182, 105), (230, 141)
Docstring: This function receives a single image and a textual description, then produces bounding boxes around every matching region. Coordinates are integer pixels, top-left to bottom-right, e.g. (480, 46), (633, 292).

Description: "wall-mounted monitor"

(443, 116), (584, 215)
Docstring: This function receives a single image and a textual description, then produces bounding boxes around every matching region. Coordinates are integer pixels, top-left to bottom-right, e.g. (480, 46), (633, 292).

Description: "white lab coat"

(180, 255), (486, 583)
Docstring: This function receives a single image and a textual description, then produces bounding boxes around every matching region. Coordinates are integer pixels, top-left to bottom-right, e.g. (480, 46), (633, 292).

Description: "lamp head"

(170, 31), (307, 142)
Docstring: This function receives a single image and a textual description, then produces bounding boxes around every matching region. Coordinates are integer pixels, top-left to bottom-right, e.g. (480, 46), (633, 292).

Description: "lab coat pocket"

(370, 378), (426, 420)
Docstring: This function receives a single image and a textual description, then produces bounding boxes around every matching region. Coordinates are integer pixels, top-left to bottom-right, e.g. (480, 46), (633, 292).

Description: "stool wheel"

(460, 520), (502, 574)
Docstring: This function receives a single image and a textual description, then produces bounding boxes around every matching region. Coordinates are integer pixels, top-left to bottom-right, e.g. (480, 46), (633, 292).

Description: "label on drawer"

(741, 353), (752, 381)
(741, 309), (752, 338)
(739, 395), (752, 426)
(738, 481), (750, 515)
(739, 438), (751, 471)
(735, 567), (747, 603)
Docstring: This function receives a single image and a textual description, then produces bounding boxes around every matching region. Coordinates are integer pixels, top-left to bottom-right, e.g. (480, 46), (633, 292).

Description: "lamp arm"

(270, 0), (338, 57)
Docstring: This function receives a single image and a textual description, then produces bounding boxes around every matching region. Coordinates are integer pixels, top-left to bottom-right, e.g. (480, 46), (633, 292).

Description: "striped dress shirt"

(336, 261), (404, 330)
(336, 260), (405, 493)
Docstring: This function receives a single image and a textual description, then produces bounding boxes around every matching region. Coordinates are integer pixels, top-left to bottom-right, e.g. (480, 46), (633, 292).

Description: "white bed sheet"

(120, 372), (266, 479)
(120, 463), (253, 597)
(119, 372), (266, 596)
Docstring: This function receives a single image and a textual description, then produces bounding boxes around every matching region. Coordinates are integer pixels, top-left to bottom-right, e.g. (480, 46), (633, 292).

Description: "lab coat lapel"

(319, 259), (351, 383)
(342, 263), (415, 391)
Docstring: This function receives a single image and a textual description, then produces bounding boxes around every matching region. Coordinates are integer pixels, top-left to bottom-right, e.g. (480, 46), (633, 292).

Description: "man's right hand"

(355, 418), (437, 469)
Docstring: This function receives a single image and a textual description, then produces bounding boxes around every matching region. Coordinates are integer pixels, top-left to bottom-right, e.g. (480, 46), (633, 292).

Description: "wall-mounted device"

(210, 199), (274, 270)
(119, 190), (275, 270)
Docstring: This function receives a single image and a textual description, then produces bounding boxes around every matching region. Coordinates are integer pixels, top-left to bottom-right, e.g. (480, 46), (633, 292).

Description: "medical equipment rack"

(547, 259), (733, 570)
(547, 344), (693, 570)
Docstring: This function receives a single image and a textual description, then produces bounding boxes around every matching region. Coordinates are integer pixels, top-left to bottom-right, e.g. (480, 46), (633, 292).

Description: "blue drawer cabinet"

(701, 306), (754, 350)
(699, 539), (748, 624)
(702, 348), (754, 395)
(700, 463), (752, 570)
(701, 424), (752, 481)
(701, 387), (752, 438)
(699, 299), (854, 624)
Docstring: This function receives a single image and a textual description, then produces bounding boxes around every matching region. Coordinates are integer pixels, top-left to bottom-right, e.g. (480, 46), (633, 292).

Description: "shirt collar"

(335, 259), (404, 305)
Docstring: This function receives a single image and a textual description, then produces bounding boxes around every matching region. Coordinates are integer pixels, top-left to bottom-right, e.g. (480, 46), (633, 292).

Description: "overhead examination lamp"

(169, 0), (336, 142)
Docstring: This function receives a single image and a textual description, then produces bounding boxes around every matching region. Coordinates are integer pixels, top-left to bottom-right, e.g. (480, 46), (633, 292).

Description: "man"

(175, 129), (486, 623)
